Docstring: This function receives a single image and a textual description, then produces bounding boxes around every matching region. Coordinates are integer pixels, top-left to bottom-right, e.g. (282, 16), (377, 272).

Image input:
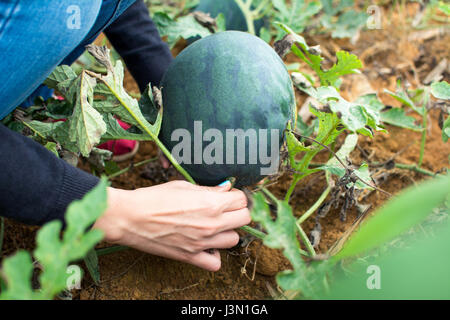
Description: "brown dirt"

(1, 3), (449, 300)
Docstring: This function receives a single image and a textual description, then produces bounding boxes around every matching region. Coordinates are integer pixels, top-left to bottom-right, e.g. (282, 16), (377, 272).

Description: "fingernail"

(218, 180), (230, 187)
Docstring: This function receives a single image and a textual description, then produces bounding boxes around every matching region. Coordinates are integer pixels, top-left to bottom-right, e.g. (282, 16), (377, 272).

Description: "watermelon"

(160, 31), (296, 187)
(195, 0), (265, 34)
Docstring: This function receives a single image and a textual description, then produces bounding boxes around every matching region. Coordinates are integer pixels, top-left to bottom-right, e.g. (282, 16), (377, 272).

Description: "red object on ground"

(97, 119), (138, 156)
(51, 96), (138, 157)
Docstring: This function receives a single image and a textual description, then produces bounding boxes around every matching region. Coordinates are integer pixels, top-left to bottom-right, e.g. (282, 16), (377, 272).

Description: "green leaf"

(101, 114), (152, 142)
(296, 116), (317, 137)
(44, 65), (77, 91)
(286, 127), (311, 170)
(355, 93), (384, 112)
(84, 249), (100, 285)
(355, 93), (420, 131)
(215, 13), (226, 32)
(153, 12), (211, 48)
(321, 0), (354, 16)
(0, 251), (36, 300)
(273, 22), (310, 50)
(320, 51), (362, 87)
(310, 105), (342, 145)
(251, 193), (330, 297)
(104, 160), (121, 176)
(251, 193), (306, 291)
(275, 22), (362, 88)
(138, 84), (161, 125)
(437, 1), (450, 15)
(319, 134), (373, 190)
(27, 120), (79, 153)
(330, 10), (368, 39)
(384, 84), (425, 116)
(334, 175), (450, 260)
(86, 46), (162, 143)
(380, 108), (422, 131)
(325, 220), (450, 299)
(320, 0), (368, 39)
(312, 86), (381, 133)
(68, 72), (107, 157)
(430, 81), (450, 100)
(273, 0), (322, 37)
(44, 142), (59, 157)
(442, 116), (450, 142)
(259, 27), (272, 43)
(33, 178), (107, 298)
(353, 162), (372, 189)
(323, 133), (358, 171)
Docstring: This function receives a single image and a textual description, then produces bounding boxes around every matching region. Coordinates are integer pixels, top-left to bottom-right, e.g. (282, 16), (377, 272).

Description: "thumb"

(199, 180), (232, 192)
(215, 180), (232, 192)
(188, 180), (232, 192)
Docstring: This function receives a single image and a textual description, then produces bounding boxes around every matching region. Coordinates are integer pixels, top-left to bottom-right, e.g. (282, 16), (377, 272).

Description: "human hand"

(92, 180), (250, 271)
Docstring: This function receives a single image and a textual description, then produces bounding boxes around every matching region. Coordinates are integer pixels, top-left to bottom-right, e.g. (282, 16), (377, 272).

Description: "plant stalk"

(395, 163), (437, 176)
(97, 77), (196, 184)
(240, 225), (266, 239)
(296, 222), (316, 257)
(234, 0), (256, 35)
(96, 245), (129, 257)
(418, 109), (427, 167)
(297, 183), (332, 225)
(107, 157), (158, 179)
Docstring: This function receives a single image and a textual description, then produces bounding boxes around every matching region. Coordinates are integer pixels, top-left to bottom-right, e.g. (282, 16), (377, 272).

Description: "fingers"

(190, 249), (221, 272)
(176, 180), (247, 212)
(128, 238), (223, 272)
(184, 180), (232, 192)
(217, 189), (248, 212)
(217, 208), (251, 233)
(202, 230), (240, 249)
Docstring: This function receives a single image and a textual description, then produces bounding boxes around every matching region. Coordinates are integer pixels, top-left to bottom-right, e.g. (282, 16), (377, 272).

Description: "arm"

(104, 0), (173, 91)
(0, 124), (250, 271)
(0, 123), (99, 225)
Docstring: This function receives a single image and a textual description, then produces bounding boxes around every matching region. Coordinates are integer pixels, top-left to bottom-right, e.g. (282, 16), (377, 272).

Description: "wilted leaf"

(44, 65), (77, 91)
(68, 72), (107, 157)
(85, 45), (162, 142)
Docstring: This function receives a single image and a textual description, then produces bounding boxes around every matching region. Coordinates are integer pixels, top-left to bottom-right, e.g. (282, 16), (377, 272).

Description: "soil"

(1, 2), (449, 300)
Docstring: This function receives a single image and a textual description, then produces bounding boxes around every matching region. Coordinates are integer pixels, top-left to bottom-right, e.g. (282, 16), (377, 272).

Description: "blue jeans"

(0, 0), (136, 120)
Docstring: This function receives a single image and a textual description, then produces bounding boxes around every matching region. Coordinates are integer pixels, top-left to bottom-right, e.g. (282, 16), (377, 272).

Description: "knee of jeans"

(58, 1), (103, 53)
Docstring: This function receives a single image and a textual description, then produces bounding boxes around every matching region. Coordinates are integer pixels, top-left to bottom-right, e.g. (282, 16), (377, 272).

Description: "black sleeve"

(104, 0), (173, 92)
(0, 124), (99, 226)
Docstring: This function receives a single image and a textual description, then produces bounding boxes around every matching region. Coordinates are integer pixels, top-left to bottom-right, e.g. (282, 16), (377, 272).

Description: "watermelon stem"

(234, 0), (270, 35)
(240, 225), (266, 240)
(234, 0), (256, 34)
(297, 174), (333, 225)
(95, 76), (196, 184)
